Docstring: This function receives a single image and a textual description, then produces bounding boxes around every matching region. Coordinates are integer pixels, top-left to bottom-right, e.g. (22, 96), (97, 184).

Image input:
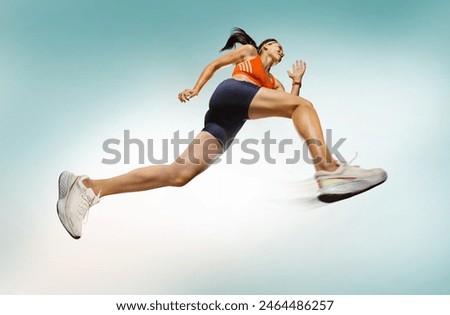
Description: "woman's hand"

(178, 89), (199, 103)
(287, 60), (306, 84)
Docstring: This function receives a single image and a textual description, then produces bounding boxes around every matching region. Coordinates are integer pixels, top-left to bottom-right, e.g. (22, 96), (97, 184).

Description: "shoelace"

(78, 189), (94, 224)
(348, 152), (359, 166)
(335, 152), (359, 167)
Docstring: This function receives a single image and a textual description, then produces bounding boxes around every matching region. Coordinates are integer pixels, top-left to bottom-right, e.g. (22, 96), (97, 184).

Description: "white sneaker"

(315, 163), (387, 203)
(57, 171), (100, 239)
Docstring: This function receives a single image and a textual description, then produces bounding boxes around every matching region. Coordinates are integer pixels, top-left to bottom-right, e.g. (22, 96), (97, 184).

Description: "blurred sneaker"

(57, 171), (100, 239)
(315, 163), (387, 203)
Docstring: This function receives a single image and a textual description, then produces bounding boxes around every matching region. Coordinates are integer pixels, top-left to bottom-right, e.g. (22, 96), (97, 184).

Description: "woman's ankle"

(315, 161), (339, 172)
(82, 178), (102, 196)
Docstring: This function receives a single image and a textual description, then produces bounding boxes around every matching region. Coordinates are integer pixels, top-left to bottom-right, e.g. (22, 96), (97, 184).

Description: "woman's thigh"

(171, 131), (223, 180)
(248, 88), (312, 119)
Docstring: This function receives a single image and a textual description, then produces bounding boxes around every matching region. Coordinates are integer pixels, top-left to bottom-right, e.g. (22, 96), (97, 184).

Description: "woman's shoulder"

(241, 44), (258, 53)
(236, 44), (258, 59)
(231, 45), (257, 63)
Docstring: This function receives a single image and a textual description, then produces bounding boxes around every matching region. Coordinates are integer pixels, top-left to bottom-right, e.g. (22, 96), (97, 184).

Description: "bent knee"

(168, 166), (200, 187)
(298, 98), (314, 110)
(172, 174), (194, 187)
(286, 98), (314, 117)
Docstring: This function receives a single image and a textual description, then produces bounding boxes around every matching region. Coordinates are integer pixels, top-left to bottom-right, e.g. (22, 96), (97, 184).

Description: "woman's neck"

(259, 53), (274, 73)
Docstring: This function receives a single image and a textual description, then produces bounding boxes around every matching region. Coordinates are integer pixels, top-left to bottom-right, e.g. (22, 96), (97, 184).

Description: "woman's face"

(263, 41), (284, 64)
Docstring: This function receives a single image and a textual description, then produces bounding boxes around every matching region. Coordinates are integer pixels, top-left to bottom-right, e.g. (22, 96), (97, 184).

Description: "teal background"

(1, 0), (449, 294)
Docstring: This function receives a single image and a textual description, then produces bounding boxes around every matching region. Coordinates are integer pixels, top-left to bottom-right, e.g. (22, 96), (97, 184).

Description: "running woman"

(57, 28), (387, 239)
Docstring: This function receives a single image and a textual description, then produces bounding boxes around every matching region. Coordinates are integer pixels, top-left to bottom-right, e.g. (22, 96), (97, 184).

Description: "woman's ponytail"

(220, 27), (258, 51)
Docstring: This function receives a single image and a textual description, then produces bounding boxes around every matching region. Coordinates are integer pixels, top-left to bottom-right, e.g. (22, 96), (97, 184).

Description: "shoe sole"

(57, 171), (80, 239)
(318, 171), (388, 203)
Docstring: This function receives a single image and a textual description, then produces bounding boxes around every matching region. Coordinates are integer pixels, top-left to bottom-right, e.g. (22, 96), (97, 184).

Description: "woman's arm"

(178, 45), (257, 102)
(287, 60), (306, 96)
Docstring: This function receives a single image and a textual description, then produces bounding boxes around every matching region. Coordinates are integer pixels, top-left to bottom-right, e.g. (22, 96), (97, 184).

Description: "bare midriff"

(231, 74), (260, 86)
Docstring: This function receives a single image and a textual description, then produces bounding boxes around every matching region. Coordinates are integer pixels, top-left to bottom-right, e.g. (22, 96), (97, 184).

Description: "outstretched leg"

(84, 131), (223, 196)
(57, 131), (222, 239)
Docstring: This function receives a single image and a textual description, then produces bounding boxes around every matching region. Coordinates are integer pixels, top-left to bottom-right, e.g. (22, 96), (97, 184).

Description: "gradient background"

(1, 0), (449, 294)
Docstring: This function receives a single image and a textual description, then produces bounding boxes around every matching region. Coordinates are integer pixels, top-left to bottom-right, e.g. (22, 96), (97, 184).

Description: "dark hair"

(220, 27), (278, 54)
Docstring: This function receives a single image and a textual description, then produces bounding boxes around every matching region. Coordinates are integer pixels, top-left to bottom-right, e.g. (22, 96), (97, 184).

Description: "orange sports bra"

(232, 55), (276, 89)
